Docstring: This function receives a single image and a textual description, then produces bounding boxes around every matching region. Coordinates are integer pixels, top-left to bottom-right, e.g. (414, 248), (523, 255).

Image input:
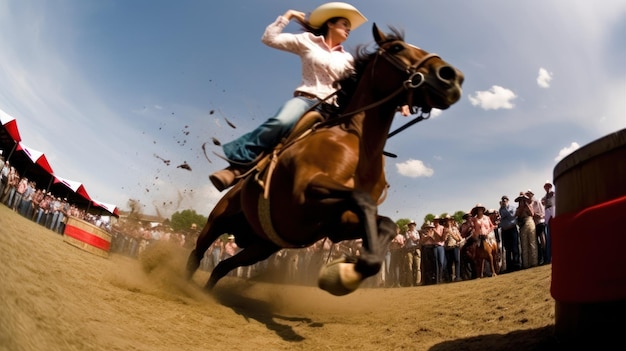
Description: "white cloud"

(555, 142), (580, 162)
(429, 108), (443, 118)
(468, 85), (517, 110)
(537, 68), (553, 88)
(396, 159), (434, 178)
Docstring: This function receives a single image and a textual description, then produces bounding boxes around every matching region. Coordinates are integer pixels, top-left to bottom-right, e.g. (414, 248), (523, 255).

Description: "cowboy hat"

(544, 180), (553, 188)
(515, 192), (529, 202)
(422, 221), (435, 229)
(308, 2), (367, 30)
(408, 220), (417, 225)
(227, 234), (235, 240)
(525, 189), (534, 196)
(470, 203), (486, 216)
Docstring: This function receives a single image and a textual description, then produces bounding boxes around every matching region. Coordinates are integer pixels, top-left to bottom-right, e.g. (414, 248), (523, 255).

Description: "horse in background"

(186, 24), (464, 296)
(474, 233), (501, 278)
(461, 231), (501, 279)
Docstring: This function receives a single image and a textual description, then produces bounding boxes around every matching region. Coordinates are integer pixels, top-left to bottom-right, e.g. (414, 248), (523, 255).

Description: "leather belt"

(294, 91), (319, 100)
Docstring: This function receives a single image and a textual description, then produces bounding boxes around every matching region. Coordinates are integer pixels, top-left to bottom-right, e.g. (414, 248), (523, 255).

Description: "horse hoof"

(318, 259), (362, 296)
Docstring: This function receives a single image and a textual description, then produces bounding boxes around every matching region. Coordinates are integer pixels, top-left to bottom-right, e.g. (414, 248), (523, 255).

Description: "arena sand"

(0, 205), (561, 351)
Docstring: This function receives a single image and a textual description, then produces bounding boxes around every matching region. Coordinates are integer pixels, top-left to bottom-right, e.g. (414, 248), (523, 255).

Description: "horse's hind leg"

(186, 229), (220, 280)
(207, 244), (280, 290)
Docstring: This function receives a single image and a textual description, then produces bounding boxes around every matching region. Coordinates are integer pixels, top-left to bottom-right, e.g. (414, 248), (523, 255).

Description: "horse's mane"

(335, 27), (406, 111)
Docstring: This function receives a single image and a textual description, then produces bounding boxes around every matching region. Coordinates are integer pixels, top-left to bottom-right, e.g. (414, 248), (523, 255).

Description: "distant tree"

(170, 209), (207, 232)
(396, 218), (411, 233)
(452, 210), (466, 224)
(424, 213), (435, 224)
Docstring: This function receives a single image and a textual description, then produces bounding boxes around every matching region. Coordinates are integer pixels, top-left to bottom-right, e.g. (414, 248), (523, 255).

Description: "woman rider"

(209, 2), (368, 191)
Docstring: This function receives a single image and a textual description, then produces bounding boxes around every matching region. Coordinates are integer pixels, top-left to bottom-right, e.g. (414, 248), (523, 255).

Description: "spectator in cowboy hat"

(515, 191), (538, 268)
(419, 221), (437, 285)
(209, 2), (370, 191)
(526, 188), (546, 264)
(404, 219), (421, 286)
(499, 194), (521, 272)
(469, 203), (494, 240)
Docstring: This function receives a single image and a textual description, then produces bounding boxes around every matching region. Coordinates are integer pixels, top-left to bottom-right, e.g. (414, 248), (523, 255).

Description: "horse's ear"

(372, 23), (386, 45)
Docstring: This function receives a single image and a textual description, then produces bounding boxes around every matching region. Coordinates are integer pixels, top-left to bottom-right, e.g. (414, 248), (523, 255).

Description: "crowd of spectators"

(1, 159), (109, 233)
(3, 156), (554, 289)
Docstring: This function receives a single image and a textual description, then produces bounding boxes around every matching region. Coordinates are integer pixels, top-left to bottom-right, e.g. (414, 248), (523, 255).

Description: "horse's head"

(369, 23), (464, 113)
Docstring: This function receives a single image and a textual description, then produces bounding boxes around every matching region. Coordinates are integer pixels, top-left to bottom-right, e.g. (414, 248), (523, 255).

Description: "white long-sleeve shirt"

(261, 16), (354, 101)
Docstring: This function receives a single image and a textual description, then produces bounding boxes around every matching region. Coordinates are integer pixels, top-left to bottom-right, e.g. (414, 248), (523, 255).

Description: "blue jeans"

(35, 208), (46, 224)
(222, 96), (318, 163)
(434, 245), (446, 283)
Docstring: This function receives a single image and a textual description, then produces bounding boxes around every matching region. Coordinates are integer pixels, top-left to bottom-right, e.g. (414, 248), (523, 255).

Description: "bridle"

(316, 41), (441, 129)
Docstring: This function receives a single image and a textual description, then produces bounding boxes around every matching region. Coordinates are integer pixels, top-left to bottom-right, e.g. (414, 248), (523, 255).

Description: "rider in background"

(209, 2), (368, 191)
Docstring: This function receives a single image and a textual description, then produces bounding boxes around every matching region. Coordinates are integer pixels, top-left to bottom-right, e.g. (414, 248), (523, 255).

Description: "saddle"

(253, 110), (326, 197)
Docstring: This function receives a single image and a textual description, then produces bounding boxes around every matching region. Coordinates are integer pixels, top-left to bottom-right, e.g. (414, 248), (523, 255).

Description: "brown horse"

(186, 24), (464, 296)
(474, 235), (501, 278)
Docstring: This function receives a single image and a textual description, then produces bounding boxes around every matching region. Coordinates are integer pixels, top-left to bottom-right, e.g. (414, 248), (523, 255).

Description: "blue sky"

(0, 0), (624, 221)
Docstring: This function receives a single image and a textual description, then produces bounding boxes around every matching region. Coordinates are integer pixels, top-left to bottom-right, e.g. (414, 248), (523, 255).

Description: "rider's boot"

(209, 166), (243, 192)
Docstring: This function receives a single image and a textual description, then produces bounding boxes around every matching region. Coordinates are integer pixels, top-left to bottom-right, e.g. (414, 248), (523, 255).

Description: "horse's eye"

(389, 44), (404, 53)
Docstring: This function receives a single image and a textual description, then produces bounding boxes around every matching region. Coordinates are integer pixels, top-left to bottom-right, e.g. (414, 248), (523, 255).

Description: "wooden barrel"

(63, 217), (112, 258)
(551, 128), (626, 346)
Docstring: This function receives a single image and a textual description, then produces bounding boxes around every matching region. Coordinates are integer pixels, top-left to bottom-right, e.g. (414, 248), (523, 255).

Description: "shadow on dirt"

(430, 325), (565, 351)
(213, 287), (324, 342)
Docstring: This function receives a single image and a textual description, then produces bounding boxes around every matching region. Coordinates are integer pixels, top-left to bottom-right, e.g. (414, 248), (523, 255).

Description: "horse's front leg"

(489, 252), (498, 277)
(318, 190), (396, 295)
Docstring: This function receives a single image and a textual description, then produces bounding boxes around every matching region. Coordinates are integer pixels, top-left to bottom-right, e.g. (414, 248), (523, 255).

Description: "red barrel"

(63, 216), (112, 258)
(551, 128), (626, 345)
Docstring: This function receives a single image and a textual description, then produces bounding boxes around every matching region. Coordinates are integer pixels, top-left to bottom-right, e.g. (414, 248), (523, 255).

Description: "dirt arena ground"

(1, 205), (563, 351)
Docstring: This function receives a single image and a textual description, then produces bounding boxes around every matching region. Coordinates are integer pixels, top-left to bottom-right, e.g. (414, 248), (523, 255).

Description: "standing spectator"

(0, 159), (8, 196)
(11, 176), (27, 212)
(526, 189), (546, 265)
(432, 216), (446, 284)
(35, 193), (51, 225)
(388, 226), (406, 287)
(48, 197), (62, 231)
(19, 181), (35, 218)
(487, 208), (501, 244)
(443, 215), (463, 282)
(2, 166), (18, 205)
(30, 189), (45, 221)
(55, 198), (70, 234)
(208, 237), (224, 271)
(499, 195), (521, 273)
(460, 212), (473, 239)
(515, 192), (538, 268)
(404, 220), (421, 286)
(419, 221), (437, 285)
(542, 181), (555, 265)
(222, 235), (240, 277)
(470, 204), (497, 277)
(221, 235), (239, 261)
(459, 212), (475, 280)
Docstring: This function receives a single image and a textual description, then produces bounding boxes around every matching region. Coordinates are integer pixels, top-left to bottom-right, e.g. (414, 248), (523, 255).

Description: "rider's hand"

(283, 10), (306, 23)
(399, 105), (411, 116)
